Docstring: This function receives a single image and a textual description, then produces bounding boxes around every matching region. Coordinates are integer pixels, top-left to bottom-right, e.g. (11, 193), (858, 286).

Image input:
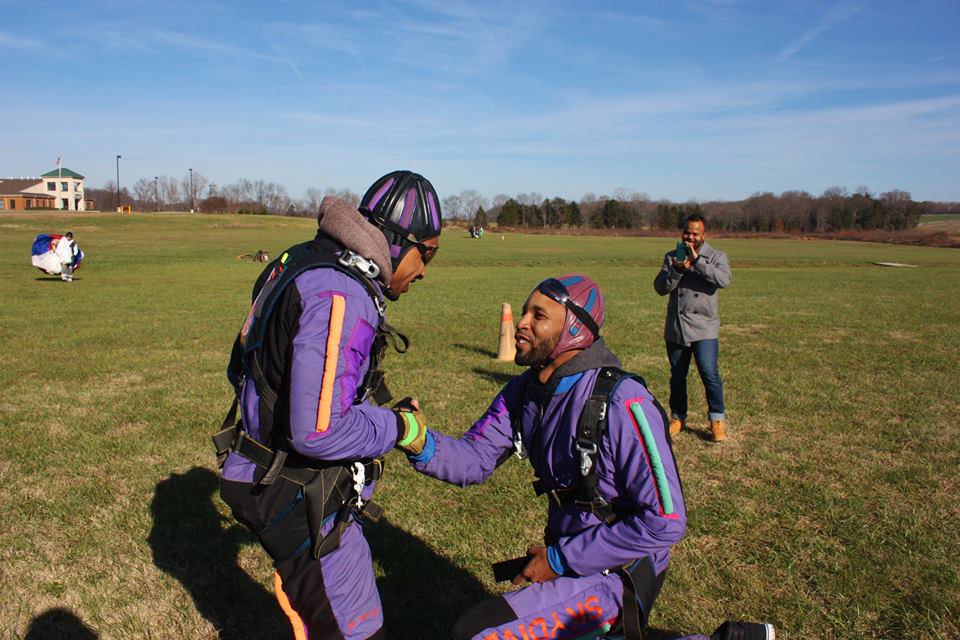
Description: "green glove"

(394, 399), (427, 455)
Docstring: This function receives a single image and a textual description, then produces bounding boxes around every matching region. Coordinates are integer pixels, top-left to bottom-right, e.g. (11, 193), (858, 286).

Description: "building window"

(61, 198), (69, 208)
(9, 199), (16, 209)
(26, 199), (33, 208)
(0, 199), (4, 209)
(47, 181), (56, 191)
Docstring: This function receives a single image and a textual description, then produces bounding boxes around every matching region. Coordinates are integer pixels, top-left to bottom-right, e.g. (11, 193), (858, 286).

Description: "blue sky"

(2, 0), (958, 203)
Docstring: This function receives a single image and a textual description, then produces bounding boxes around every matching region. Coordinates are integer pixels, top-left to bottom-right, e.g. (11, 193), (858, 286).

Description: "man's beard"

(515, 336), (558, 367)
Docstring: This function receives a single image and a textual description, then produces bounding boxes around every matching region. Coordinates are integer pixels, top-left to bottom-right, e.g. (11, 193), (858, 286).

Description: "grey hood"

(316, 196), (393, 285)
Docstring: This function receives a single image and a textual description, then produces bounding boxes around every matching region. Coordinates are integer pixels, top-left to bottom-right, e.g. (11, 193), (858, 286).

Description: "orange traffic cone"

(496, 302), (516, 361)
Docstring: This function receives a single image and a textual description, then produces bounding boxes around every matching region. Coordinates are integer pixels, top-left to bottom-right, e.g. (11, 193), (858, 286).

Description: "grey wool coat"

(653, 241), (731, 345)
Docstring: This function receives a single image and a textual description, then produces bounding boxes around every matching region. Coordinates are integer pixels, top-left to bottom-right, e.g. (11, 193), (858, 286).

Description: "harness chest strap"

(527, 367), (672, 639)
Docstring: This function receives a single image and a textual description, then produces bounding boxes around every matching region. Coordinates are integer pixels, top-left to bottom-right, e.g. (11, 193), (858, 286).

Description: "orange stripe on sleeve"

(316, 293), (346, 432)
(274, 571), (308, 640)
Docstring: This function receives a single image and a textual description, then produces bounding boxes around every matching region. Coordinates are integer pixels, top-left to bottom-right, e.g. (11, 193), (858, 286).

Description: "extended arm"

(410, 377), (523, 487)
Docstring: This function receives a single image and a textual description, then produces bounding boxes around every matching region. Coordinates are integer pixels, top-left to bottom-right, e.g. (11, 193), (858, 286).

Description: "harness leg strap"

(258, 450), (288, 487)
(617, 557), (665, 640)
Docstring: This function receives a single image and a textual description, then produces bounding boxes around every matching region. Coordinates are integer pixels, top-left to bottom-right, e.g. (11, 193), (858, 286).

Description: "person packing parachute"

(32, 231), (84, 281)
(213, 170), (442, 640)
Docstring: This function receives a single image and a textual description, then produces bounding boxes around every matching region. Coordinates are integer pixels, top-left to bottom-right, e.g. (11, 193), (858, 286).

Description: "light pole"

(115, 154), (122, 210)
(189, 168), (194, 212)
(154, 176), (160, 212)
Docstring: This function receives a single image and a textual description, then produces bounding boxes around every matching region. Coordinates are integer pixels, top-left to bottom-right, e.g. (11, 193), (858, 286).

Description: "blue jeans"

(666, 339), (725, 421)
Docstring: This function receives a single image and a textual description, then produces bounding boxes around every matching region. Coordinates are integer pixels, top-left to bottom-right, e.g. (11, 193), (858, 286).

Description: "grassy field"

(919, 213), (960, 224)
(1, 212), (958, 640)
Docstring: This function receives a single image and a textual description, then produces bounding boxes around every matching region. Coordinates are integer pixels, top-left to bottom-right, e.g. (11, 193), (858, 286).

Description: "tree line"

(86, 171), (360, 216)
(471, 187), (945, 232)
(86, 174), (956, 232)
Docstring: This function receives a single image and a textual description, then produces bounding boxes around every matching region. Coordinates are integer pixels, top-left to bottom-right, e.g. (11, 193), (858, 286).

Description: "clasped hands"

(393, 397), (427, 455)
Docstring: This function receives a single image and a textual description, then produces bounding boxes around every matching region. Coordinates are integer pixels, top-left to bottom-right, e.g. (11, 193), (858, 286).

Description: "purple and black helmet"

(532, 274), (605, 359)
(360, 170), (442, 269)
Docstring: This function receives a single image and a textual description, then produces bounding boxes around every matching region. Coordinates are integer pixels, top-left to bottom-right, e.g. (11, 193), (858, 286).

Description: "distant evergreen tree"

(474, 206), (488, 227)
(498, 198), (521, 226)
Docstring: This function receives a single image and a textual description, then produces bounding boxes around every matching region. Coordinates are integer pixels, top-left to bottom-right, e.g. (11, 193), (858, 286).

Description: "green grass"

(1, 213), (958, 639)
(919, 213), (960, 224)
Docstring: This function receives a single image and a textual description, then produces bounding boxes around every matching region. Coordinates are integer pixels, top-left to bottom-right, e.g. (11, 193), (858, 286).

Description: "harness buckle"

(338, 250), (380, 280)
(338, 251), (386, 316)
(351, 461), (366, 508)
(576, 441), (597, 476)
(513, 430), (528, 460)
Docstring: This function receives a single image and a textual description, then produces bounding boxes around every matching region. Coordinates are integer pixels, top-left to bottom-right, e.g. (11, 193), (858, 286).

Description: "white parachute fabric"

(31, 234), (84, 275)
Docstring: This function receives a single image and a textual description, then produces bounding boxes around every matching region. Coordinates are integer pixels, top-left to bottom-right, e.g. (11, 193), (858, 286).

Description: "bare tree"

(304, 188), (323, 214)
(264, 183), (291, 214)
(132, 178), (154, 208)
(458, 190), (487, 219)
(181, 171), (210, 211)
(491, 193), (510, 209)
(323, 187), (360, 208)
(159, 176), (181, 207)
(442, 194), (464, 219)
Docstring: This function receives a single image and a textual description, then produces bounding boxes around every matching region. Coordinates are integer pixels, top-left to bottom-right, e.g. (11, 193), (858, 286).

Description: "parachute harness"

(214, 236), (407, 560)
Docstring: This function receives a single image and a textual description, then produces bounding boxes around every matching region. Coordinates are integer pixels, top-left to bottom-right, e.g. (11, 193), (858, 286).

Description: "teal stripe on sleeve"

(629, 401), (675, 515)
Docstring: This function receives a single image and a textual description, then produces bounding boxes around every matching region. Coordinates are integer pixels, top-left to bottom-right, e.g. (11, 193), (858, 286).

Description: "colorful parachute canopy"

(31, 234), (85, 275)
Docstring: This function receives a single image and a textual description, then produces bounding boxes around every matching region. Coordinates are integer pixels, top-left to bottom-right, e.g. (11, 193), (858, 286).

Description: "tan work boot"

(668, 418), (685, 436)
(711, 419), (727, 442)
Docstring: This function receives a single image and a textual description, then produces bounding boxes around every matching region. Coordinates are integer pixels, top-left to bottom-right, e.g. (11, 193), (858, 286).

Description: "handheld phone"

(675, 241), (687, 262)
(492, 556), (531, 582)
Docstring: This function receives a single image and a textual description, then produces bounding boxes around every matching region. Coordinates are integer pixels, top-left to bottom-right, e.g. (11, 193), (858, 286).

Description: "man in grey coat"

(654, 214), (732, 442)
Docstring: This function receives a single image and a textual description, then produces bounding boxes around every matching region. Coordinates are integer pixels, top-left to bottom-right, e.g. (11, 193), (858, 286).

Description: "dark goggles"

(535, 278), (599, 339)
(360, 206), (438, 265)
(406, 237), (437, 265)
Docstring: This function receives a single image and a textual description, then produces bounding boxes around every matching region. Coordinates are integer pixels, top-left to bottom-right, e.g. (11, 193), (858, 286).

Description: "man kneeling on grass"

(395, 275), (774, 640)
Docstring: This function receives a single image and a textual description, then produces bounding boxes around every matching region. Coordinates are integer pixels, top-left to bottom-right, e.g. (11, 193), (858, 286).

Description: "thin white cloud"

(0, 31), (44, 50)
(591, 10), (671, 31)
(776, 0), (868, 62)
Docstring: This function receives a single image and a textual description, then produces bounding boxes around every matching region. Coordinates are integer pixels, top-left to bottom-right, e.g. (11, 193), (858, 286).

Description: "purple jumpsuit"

(412, 343), (686, 640)
(222, 267), (398, 640)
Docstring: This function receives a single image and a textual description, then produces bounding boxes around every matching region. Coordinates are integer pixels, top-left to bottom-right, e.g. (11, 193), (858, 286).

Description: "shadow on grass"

(149, 468), (495, 638)
(677, 426), (719, 443)
(472, 367), (515, 386)
(366, 516), (495, 637)
(148, 467), (292, 640)
(34, 276), (81, 282)
(24, 608), (98, 639)
(454, 342), (498, 359)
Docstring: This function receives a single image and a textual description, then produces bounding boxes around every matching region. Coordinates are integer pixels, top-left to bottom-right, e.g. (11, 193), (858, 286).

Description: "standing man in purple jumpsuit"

(215, 171), (442, 640)
(397, 274), (686, 640)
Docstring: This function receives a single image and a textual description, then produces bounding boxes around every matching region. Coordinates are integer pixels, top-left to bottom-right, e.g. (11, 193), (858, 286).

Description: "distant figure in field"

(55, 231), (80, 281)
(654, 214), (732, 442)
